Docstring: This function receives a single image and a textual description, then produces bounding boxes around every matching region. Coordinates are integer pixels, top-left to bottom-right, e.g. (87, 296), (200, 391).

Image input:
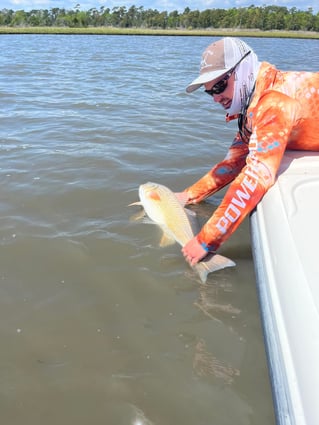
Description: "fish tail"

(194, 254), (236, 284)
(194, 263), (210, 284)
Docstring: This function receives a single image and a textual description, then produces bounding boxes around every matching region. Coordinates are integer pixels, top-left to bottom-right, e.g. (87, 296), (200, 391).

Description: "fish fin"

(184, 207), (196, 217)
(159, 232), (176, 247)
(129, 210), (147, 222)
(128, 201), (146, 221)
(194, 254), (236, 284)
(184, 208), (200, 234)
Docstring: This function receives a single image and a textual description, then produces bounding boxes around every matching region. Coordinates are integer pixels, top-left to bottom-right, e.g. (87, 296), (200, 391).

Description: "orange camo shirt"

(185, 62), (319, 252)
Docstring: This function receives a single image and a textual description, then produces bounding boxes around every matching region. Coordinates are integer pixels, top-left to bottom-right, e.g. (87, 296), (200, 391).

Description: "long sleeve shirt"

(185, 62), (319, 251)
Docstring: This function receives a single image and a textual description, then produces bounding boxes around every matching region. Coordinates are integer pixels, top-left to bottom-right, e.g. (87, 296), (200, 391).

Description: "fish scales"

(152, 185), (195, 246)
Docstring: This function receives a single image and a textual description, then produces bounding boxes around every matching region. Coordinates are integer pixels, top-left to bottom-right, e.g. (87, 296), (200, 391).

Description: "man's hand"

(182, 237), (208, 266)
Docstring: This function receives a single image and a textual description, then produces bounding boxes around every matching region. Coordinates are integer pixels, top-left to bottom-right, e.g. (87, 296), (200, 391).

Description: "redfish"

(130, 182), (235, 283)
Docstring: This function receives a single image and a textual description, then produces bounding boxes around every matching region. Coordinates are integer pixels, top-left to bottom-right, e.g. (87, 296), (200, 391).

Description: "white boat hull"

(251, 151), (319, 425)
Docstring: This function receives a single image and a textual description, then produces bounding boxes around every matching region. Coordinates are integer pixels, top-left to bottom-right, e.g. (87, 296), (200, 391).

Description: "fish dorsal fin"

(184, 207), (200, 234)
(185, 208), (196, 217)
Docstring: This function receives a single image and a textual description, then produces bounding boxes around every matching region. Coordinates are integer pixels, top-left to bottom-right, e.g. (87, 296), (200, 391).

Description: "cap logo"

(200, 45), (225, 75)
(200, 50), (215, 71)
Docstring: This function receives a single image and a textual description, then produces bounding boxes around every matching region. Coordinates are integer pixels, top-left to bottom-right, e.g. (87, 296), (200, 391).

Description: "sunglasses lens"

(205, 76), (228, 96)
(213, 80), (227, 94)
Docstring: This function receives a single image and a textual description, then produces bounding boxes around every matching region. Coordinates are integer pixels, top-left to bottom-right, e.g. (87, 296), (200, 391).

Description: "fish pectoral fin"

(128, 201), (146, 221)
(159, 232), (176, 247)
(129, 210), (147, 222)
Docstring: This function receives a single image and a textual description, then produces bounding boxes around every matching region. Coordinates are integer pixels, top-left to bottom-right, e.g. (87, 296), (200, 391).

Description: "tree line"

(0, 5), (318, 32)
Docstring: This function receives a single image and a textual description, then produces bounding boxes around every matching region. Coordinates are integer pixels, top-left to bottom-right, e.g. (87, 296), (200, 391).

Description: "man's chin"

(221, 101), (232, 110)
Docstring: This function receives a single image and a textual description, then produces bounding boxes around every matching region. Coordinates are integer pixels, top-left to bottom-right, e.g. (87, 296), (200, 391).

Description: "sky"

(1, 0), (318, 14)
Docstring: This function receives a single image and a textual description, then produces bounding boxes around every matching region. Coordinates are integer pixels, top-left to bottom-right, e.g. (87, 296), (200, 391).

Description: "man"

(180, 37), (319, 266)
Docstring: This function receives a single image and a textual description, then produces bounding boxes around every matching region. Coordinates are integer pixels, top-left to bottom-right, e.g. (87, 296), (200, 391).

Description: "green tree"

(11, 10), (27, 26)
(167, 10), (180, 28)
(0, 4), (318, 32)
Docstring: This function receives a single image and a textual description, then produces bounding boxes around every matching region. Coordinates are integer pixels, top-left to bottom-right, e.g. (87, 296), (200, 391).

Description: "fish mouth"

(139, 182), (159, 196)
(140, 182), (158, 189)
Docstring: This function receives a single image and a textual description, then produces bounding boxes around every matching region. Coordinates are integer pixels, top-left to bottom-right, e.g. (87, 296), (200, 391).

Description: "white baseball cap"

(186, 37), (252, 93)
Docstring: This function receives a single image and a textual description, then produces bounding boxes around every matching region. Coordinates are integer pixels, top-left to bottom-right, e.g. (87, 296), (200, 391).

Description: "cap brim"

(186, 68), (228, 93)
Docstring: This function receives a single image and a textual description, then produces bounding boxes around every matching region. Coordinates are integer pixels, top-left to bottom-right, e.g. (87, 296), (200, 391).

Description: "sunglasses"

(205, 72), (232, 96)
(204, 50), (251, 97)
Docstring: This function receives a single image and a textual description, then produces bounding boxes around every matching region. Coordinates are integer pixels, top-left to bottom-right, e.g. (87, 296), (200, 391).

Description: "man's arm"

(184, 135), (249, 204)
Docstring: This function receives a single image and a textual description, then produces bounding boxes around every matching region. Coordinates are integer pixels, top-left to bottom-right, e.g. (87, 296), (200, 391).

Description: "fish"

(130, 182), (235, 283)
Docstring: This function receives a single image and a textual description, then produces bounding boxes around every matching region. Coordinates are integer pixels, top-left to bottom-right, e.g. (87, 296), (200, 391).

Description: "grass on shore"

(0, 26), (319, 38)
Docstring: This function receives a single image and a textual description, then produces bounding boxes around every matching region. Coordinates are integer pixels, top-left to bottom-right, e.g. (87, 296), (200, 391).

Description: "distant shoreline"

(1, 26), (319, 39)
